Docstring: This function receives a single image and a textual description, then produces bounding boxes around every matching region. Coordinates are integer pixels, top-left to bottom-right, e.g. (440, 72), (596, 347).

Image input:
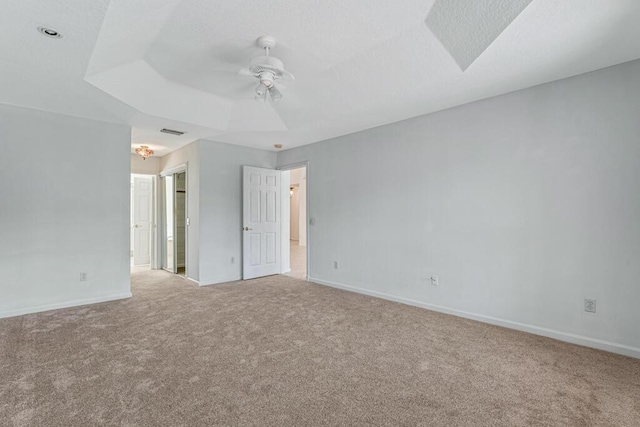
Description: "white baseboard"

(185, 276), (200, 286)
(198, 274), (242, 287)
(309, 277), (640, 360)
(0, 292), (133, 319)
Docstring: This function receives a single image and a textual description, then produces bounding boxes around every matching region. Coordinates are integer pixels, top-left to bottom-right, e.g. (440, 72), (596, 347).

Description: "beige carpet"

(1, 269), (639, 426)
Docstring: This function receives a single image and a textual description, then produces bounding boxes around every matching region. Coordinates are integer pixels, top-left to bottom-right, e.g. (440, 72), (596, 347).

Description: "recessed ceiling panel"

(426, 0), (533, 71)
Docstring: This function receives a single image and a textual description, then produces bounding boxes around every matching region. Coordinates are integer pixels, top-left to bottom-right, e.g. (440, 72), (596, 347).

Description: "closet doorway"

(161, 168), (187, 276)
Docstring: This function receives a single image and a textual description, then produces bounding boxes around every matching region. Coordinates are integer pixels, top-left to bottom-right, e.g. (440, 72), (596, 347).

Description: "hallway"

(287, 240), (306, 280)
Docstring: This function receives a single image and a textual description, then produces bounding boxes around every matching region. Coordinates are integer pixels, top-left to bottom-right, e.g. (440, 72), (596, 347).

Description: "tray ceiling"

(2, 0), (640, 155)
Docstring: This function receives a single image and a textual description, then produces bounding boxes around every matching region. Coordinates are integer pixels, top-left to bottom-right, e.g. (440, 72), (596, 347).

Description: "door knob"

(243, 226), (253, 231)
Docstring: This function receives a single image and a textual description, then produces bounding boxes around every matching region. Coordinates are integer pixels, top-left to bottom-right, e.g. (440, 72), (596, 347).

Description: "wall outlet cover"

(584, 298), (596, 313)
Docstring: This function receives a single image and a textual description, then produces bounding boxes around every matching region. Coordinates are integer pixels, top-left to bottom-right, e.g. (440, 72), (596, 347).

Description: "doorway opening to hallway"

(241, 163), (308, 281)
(284, 166), (307, 280)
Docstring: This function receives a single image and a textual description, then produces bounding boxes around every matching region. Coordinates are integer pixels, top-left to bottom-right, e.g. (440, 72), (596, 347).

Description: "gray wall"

(131, 153), (161, 175)
(277, 59), (640, 356)
(198, 139), (277, 284)
(161, 139), (277, 285)
(0, 104), (131, 317)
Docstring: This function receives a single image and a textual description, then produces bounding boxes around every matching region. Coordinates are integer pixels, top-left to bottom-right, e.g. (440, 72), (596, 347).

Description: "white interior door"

(243, 166), (281, 279)
(133, 176), (152, 265)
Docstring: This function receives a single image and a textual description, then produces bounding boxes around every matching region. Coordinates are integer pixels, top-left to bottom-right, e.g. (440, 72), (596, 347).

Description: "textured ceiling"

(2, 0), (640, 156)
(426, 0), (533, 71)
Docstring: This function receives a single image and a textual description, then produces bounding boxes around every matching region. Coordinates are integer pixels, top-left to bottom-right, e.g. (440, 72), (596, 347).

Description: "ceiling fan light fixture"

(240, 36), (294, 102)
(259, 71), (275, 88)
(269, 85), (283, 102)
(255, 82), (268, 97)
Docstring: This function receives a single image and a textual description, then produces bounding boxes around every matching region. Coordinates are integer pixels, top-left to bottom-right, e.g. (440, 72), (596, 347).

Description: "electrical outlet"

(80, 272), (88, 282)
(333, 261), (339, 269)
(584, 298), (596, 313)
(431, 275), (439, 286)
(230, 257), (235, 264)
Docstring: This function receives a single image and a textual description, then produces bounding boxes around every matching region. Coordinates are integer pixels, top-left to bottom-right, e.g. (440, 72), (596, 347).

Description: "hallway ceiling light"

(135, 145), (154, 160)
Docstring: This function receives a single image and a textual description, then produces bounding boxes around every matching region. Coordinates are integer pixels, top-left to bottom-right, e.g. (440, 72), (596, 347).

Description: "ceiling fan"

(238, 36), (294, 102)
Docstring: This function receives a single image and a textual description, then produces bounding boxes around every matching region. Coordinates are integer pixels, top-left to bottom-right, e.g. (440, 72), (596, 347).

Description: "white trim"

(159, 166), (189, 277)
(0, 292), (132, 319)
(198, 274), (242, 286)
(309, 277), (640, 360)
(277, 161), (309, 171)
(185, 276), (200, 286)
(160, 163), (187, 177)
(151, 174), (160, 270)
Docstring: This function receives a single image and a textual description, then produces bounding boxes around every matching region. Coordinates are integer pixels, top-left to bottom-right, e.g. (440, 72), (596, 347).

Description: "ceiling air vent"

(160, 128), (186, 136)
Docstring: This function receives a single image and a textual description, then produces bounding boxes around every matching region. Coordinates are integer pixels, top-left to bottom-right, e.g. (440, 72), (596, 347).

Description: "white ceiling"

(2, 0), (640, 156)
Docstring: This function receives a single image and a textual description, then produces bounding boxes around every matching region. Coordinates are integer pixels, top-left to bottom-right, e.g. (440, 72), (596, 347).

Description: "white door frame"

(150, 174), (160, 270)
(277, 161), (310, 281)
(160, 163), (188, 277)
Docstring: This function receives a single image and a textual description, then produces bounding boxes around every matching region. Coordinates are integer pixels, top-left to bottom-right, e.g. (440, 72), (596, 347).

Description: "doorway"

(285, 166), (307, 280)
(241, 163), (309, 281)
(161, 169), (187, 276)
(131, 174), (154, 269)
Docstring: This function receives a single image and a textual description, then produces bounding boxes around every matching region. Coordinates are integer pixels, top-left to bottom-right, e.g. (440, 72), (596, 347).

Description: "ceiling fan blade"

(209, 39), (262, 66)
(280, 69), (295, 83)
(238, 68), (252, 77)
